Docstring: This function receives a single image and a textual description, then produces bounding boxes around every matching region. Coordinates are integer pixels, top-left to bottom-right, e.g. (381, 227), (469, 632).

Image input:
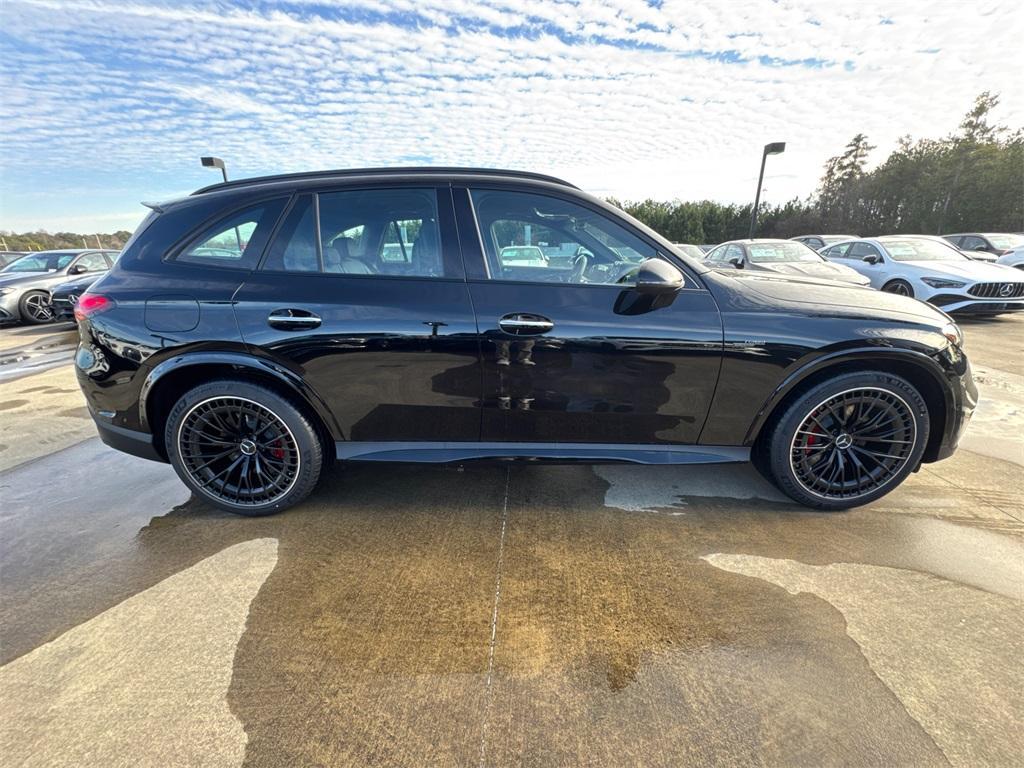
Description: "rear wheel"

(19, 291), (54, 324)
(165, 380), (324, 515)
(882, 279), (914, 297)
(762, 371), (929, 510)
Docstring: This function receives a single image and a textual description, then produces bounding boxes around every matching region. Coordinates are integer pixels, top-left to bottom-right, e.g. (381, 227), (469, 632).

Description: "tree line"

(613, 92), (1022, 244)
(2, 94), (1019, 252)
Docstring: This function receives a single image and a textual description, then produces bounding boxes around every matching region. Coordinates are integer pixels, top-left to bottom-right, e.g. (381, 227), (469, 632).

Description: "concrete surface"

(0, 315), (1022, 767)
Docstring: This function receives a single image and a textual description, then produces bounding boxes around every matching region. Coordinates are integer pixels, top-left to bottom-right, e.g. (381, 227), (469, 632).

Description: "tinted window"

(177, 201), (285, 269)
(823, 243), (852, 258)
(960, 236), (987, 250)
(2, 252), (77, 272)
(470, 189), (657, 286)
(848, 242), (882, 259)
(317, 188), (448, 277)
(263, 195), (319, 272)
(704, 245), (727, 262)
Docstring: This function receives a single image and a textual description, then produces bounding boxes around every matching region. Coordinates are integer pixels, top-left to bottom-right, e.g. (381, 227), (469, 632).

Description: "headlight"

(921, 277), (966, 288)
(941, 322), (963, 347)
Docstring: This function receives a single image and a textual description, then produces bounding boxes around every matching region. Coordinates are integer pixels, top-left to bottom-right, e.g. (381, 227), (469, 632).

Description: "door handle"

(268, 308), (321, 330)
(498, 313), (554, 335)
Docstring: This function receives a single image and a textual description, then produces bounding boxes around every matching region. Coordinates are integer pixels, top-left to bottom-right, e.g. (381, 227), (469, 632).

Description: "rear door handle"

(268, 308), (321, 330)
(498, 313), (554, 335)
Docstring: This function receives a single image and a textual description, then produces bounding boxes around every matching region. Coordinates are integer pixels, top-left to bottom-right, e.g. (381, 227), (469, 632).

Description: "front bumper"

(930, 352), (977, 462)
(50, 296), (76, 321)
(928, 293), (1024, 315)
(0, 292), (21, 323)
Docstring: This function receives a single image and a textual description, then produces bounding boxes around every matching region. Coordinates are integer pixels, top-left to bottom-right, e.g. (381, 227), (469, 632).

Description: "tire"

(761, 371), (929, 510)
(165, 379), (324, 515)
(881, 279), (914, 298)
(19, 291), (55, 324)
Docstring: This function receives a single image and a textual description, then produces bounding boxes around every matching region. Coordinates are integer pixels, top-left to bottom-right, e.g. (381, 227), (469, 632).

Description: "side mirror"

(728, 256), (744, 269)
(635, 258), (684, 295)
(69, 263), (88, 274)
(862, 254), (880, 265)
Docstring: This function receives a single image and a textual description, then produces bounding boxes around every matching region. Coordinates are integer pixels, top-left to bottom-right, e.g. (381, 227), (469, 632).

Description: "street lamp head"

(200, 156), (228, 182)
(764, 142), (786, 156)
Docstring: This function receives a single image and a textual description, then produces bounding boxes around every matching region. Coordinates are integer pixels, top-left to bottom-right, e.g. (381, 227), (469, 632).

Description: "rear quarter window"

(174, 199), (286, 270)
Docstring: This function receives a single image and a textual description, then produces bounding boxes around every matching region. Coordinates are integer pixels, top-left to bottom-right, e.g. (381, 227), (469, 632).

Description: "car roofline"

(191, 166), (580, 196)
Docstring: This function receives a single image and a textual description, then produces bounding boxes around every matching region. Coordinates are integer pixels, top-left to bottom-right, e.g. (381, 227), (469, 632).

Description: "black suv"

(75, 168), (976, 515)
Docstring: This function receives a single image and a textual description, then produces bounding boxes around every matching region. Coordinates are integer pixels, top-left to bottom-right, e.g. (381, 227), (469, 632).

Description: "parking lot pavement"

(1, 316), (1022, 767)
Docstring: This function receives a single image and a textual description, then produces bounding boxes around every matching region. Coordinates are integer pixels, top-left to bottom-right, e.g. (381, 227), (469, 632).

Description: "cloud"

(0, 0), (1021, 231)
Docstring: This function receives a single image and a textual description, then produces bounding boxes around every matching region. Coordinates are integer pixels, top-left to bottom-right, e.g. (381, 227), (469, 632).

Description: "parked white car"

(820, 236), (1024, 315)
(996, 247), (1024, 270)
(704, 239), (870, 287)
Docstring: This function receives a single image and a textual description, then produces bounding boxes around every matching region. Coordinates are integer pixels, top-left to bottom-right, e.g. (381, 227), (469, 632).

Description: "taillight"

(74, 293), (115, 322)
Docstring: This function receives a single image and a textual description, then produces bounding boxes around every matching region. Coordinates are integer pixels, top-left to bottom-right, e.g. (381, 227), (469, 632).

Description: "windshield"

(1, 252), (77, 273)
(883, 239), (965, 262)
(748, 242), (823, 264)
(988, 234), (1024, 249)
(821, 235), (857, 244)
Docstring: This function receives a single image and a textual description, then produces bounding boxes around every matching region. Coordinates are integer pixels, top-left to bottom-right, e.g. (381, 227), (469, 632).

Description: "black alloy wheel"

(763, 372), (929, 509)
(789, 387), (916, 500)
(20, 291), (55, 324)
(882, 279), (913, 297)
(166, 380), (324, 515)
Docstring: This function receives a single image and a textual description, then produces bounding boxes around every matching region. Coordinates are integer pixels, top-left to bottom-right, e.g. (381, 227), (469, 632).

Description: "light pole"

(748, 142), (786, 238)
(200, 156), (228, 183)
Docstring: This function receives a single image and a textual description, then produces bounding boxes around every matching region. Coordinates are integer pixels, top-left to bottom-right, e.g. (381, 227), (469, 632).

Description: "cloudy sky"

(1, 0), (1021, 233)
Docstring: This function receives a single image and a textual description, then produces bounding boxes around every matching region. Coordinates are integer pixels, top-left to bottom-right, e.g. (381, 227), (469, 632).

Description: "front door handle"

(268, 308), (321, 330)
(498, 313), (554, 335)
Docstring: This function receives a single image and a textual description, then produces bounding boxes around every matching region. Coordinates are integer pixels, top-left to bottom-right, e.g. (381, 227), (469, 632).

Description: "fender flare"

(138, 351), (341, 439)
(742, 346), (953, 445)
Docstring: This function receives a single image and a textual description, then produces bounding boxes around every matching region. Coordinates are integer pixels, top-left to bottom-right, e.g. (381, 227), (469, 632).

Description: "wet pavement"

(1, 316), (1022, 767)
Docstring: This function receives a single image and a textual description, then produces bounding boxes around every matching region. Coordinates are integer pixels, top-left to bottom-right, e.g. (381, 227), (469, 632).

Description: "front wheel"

(19, 291), (55, 324)
(882, 279), (914, 297)
(165, 380), (325, 515)
(761, 372), (929, 510)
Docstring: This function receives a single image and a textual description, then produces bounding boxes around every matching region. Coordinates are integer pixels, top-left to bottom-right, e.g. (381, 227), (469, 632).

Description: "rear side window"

(263, 187), (453, 278)
(176, 200), (285, 269)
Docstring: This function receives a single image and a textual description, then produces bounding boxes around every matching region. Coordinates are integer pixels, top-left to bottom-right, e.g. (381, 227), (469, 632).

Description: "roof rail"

(192, 166), (579, 195)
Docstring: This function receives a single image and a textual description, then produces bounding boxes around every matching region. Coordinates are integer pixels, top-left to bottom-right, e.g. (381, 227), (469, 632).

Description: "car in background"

(499, 245), (548, 267)
(49, 268), (115, 322)
(820, 236), (1024, 314)
(904, 234), (995, 263)
(943, 233), (1024, 260)
(790, 234), (859, 251)
(0, 249), (119, 325)
(672, 243), (706, 260)
(995, 247), (1024, 270)
(0, 251), (27, 269)
(704, 239), (871, 287)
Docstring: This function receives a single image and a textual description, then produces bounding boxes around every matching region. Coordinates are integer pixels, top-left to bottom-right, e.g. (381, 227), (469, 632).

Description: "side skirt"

(335, 441), (750, 465)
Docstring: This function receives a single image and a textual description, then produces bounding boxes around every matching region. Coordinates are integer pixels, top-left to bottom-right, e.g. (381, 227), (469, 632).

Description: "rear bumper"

(94, 417), (165, 463)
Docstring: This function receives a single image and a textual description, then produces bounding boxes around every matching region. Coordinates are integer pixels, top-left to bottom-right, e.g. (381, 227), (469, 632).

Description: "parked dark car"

(943, 233), (1024, 257)
(75, 167), (975, 516)
(0, 249), (118, 324)
(49, 271), (110, 321)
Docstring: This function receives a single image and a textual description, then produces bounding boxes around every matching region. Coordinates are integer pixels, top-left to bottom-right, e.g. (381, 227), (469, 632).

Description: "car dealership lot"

(1, 319), (1022, 766)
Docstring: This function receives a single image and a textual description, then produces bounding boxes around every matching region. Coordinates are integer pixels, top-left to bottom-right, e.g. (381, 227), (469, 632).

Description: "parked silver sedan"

(0, 250), (118, 325)
(703, 239), (871, 286)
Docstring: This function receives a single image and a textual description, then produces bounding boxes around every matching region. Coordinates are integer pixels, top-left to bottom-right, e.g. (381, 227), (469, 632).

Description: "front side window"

(960, 235), (987, 250)
(177, 200), (285, 269)
(704, 245), (727, 262)
(470, 189), (658, 286)
(848, 242), (882, 259)
(74, 252), (110, 272)
(824, 243), (852, 258)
